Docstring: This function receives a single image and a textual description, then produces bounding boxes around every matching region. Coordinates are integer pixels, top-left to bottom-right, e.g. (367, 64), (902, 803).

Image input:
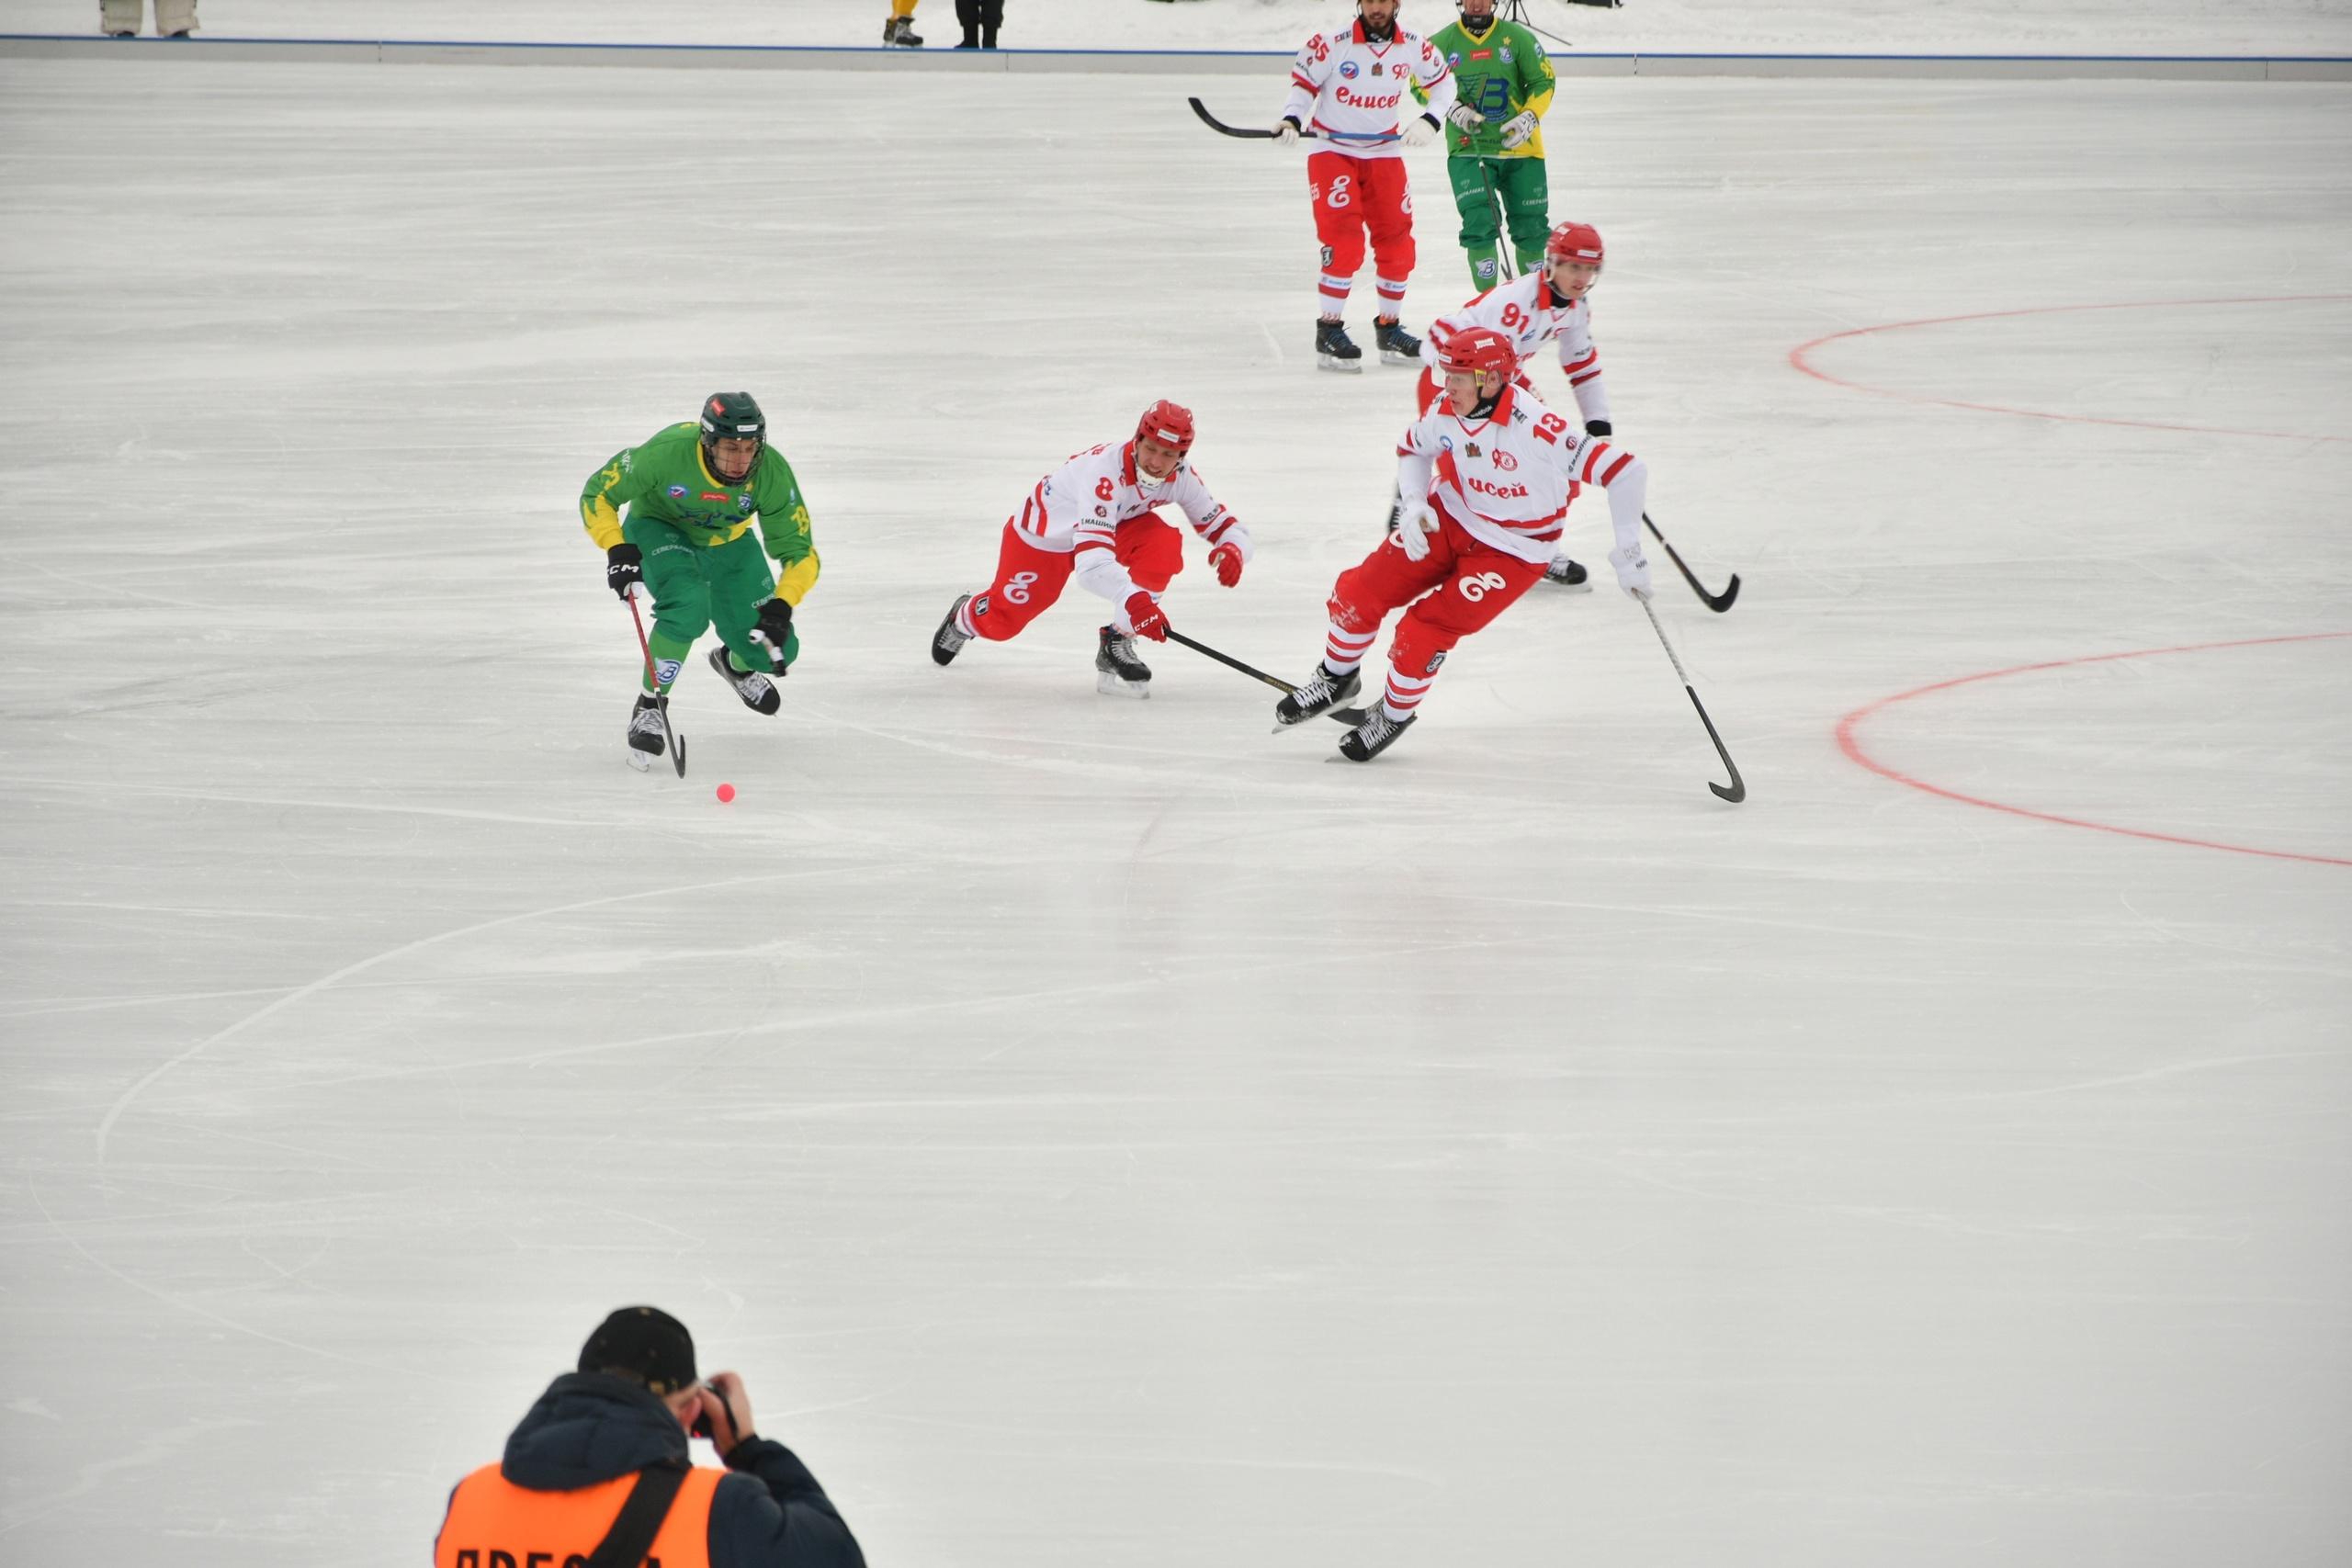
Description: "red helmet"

(1438, 326), (1516, 378)
(1544, 220), (1605, 267)
(1135, 400), (1195, 455)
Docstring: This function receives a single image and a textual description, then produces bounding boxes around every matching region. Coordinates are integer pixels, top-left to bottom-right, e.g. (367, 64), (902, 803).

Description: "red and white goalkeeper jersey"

(1009, 439), (1250, 601)
(1278, 20), (1456, 159)
(1422, 274), (1610, 426)
(1396, 383), (1645, 566)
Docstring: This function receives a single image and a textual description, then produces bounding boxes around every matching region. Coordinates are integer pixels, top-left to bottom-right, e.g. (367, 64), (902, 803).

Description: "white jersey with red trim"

(1009, 439), (1250, 603)
(1421, 273), (1610, 426)
(1396, 383), (1645, 566)
(1278, 21), (1456, 160)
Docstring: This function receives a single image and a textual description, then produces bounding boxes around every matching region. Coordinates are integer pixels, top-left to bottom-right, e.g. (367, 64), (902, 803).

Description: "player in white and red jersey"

(1416, 219), (1612, 589)
(1274, 326), (1652, 761)
(1272, 0), (1457, 373)
(930, 401), (1252, 697)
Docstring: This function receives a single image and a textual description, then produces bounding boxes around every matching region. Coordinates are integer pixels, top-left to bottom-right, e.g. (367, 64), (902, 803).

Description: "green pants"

(1447, 155), (1550, 290)
(624, 517), (798, 693)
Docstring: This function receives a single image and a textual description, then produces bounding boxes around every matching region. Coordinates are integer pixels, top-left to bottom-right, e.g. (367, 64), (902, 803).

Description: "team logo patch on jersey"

(737, 494), (754, 512)
(1492, 449), (1518, 470)
(1339, 60), (1359, 78)
(667, 485), (688, 498)
(1500, 48), (1514, 62)
(1465, 443), (1482, 457)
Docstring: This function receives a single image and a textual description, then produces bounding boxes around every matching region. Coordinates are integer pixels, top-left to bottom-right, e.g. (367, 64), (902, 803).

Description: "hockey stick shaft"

(1187, 96), (1319, 141)
(1641, 511), (1740, 614)
(1165, 627), (1295, 694)
(1639, 597), (1745, 803)
(1167, 628), (1370, 729)
(624, 588), (686, 776)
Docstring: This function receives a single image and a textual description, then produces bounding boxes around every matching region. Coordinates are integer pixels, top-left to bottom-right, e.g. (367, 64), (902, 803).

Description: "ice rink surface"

(1, 48), (2348, 1568)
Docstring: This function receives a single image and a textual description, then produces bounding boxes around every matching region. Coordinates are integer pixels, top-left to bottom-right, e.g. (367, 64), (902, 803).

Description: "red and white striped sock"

(1323, 621), (1376, 673)
(1382, 664), (1435, 719)
(956, 596), (980, 637)
(1374, 276), (1408, 316)
(1317, 274), (1352, 318)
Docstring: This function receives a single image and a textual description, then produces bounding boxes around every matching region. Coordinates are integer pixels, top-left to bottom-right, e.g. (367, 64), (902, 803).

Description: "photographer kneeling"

(435, 1305), (864, 1567)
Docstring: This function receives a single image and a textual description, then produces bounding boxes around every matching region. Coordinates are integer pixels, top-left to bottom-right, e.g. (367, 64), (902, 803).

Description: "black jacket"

(489, 1372), (864, 1568)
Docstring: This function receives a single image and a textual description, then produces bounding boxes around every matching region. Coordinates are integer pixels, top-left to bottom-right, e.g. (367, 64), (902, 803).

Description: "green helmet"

(698, 391), (766, 480)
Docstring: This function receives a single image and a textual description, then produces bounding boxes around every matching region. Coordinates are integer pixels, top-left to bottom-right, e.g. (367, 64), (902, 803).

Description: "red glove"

(1209, 541), (1245, 588)
(1123, 591), (1169, 642)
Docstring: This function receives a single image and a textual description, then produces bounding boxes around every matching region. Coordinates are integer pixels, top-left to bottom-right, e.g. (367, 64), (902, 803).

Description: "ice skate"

(707, 647), (781, 716)
(1273, 662), (1362, 727)
(626, 693), (669, 771)
(1095, 625), (1152, 698)
(1338, 705), (1415, 762)
(1373, 317), (1422, 366)
(1315, 318), (1363, 374)
(1542, 554), (1591, 591)
(932, 594), (973, 667)
(883, 16), (922, 47)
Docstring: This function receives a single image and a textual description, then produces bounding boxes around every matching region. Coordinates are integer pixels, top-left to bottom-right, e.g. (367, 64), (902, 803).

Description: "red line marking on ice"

(1836, 633), (2352, 868)
(1790, 296), (2352, 442)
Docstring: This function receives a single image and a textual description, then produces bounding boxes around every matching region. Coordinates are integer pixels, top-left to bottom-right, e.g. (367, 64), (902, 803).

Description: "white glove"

(1402, 115), (1441, 150)
(1609, 541), (1652, 599)
(1499, 110), (1538, 150)
(1394, 502), (1438, 562)
(1444, 102), (1485, 136)
(1272, 118), (1301, 146)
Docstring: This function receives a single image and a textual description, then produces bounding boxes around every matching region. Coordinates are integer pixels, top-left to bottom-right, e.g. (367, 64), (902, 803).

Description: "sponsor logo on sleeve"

(667, 485), (688, 498)
(738, 493), (754, 512)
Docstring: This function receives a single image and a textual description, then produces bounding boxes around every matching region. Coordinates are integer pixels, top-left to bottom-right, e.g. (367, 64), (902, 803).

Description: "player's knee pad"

(1388, 613), (1457, 680)
(1326, 585), (1383, 636)
(652, 594), (712, 643)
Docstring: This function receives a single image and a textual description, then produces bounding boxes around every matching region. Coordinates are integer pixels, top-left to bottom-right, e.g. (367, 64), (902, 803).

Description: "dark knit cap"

(578, 1305), (697, 1396)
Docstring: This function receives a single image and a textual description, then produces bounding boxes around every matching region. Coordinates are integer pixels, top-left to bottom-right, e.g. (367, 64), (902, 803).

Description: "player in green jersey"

(580, 392), (820, 771)
(1430, 0), (1558, 289)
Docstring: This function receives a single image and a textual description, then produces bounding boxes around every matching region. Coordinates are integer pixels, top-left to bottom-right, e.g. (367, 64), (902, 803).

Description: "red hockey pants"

(967, 516), (1184, 641)
(1329, 507), (1545, 681)
(1308, 151), (1414, 295)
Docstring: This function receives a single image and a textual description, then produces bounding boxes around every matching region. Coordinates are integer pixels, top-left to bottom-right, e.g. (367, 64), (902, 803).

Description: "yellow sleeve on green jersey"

(579, 446), (649, 550)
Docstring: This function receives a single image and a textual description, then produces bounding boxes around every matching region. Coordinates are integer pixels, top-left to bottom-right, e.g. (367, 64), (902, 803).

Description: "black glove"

(1584, 420), (1612, 438)
(605, 543), (642, 599)
(751, 597), (794, 670)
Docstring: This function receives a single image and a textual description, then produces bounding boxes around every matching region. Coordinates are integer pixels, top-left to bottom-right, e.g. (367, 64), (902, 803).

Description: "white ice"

(5, 0), (2352, 54)
(1, 41), (2348, 1568)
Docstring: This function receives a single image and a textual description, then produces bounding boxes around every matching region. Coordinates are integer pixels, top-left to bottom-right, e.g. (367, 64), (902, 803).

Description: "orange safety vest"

(434, 1462), (722, 1568)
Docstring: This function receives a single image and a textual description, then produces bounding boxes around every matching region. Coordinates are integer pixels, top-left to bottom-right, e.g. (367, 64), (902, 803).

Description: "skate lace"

(630, 704), (666, 737)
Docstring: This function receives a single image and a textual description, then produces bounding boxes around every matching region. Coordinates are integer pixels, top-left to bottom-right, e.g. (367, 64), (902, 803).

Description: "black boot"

(1095, 626), (1152, 697)
(1374, 317), (1421, 366)
(626, 693), (669, 770)
(707, 647), (781, 716)
(1542, 555), (1590, 590)
(1338, 706), (1415, 762)
(1273, 662), (1362, 726)
(933, 595), (974, 666)
(1315, 318), (1363, 374)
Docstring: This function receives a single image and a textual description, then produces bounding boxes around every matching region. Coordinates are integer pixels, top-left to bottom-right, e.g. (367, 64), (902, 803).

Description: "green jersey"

(581, 422), (820, 604)
(1429, 17), (1556, 161)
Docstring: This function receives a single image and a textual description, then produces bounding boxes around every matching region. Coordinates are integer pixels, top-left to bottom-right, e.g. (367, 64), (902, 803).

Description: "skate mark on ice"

(92, 863), (901, 1162)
